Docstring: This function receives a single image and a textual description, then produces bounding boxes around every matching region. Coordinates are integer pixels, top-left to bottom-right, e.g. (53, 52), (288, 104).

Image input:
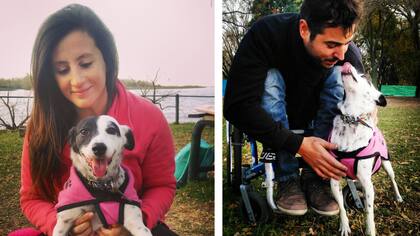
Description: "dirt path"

(386, 97), (420, 108)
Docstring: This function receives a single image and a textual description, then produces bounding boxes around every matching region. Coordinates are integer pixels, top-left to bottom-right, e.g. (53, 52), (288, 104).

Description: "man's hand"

(70, 212), (94, 236)
(96, 225), (131, 236)
(298, 137), (347, 180)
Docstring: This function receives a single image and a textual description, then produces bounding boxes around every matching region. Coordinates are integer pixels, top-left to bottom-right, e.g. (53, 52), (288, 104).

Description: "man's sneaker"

(276, 177), (307, 215)
(302, 172), (339, 216)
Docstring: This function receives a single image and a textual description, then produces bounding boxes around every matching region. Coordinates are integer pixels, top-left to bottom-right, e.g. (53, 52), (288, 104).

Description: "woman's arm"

(20, 135), (57, 235)
(139, 112), (176, 229)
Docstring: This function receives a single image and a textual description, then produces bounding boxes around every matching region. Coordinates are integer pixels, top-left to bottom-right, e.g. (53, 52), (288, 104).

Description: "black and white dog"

(329, 63), (403, 236)
(53, 115), (152, 236)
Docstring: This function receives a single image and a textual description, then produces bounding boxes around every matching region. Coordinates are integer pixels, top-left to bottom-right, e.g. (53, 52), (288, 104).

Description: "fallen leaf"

(400, 212), (409, 220)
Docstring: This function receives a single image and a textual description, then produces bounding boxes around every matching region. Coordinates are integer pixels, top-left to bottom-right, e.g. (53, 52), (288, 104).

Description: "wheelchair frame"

(225, 122), (365, 224)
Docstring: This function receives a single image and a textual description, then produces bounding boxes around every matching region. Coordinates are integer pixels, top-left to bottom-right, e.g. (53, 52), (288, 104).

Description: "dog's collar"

(76, 167), (126, 194)
(88, 179), (117, 192)
(340, 113), (373, 130)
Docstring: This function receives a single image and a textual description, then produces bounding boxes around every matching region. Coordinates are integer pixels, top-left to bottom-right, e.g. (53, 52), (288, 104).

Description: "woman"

(16, 4), (177, 236)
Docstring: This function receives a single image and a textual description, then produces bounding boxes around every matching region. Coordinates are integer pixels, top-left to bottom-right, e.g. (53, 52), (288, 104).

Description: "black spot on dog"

(68, 116), (98, 154)
(106, 121), (121, 136)
(64, 219), (70, 224)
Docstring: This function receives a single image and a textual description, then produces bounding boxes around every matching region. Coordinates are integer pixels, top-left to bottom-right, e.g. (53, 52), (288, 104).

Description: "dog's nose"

(92, 143), (107, 156)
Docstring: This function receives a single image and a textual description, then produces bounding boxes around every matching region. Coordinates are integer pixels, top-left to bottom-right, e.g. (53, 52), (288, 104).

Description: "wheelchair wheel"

(342, 183), (365, 210)
(240, 191), (271, 223)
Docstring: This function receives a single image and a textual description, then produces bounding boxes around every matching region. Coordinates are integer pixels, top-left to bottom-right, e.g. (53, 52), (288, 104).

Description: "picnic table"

(187, 105), (214, 180)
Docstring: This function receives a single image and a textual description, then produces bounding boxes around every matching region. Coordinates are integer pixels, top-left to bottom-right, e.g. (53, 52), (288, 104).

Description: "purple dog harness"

(55, 166), (140, 228)
(329, 127), (389, 180)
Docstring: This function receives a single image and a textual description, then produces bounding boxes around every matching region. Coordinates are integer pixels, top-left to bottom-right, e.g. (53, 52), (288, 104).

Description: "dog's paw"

(339, 223), (351, 236)
(340, 228), (351, 236)
(396, 195), (403, 202)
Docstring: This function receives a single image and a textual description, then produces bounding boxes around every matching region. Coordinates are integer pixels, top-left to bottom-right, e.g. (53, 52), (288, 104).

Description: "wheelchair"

(225, 122), (365, 224)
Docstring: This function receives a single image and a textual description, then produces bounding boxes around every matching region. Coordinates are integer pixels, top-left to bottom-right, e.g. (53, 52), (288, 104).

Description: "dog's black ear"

(376, 94), (387, 107)
(124, 129), (135, 150)
(68, 127), (79, 152)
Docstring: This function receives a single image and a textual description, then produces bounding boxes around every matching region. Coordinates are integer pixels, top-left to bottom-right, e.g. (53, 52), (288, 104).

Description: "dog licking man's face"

(68, 115), (134, 181)
(340, 62), (386, 115)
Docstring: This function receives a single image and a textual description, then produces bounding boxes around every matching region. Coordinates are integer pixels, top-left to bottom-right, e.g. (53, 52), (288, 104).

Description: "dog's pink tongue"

(92, 159), (107, 177)
(342, 62), (352, 74)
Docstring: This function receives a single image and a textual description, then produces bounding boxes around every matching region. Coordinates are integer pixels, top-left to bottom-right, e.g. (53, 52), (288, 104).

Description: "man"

(224, 0), (364, 216)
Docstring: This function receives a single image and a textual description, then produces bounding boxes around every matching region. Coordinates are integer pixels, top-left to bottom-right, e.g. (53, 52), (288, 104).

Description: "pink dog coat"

(329, 127), (389, 180)
(55, 165), (140, 227)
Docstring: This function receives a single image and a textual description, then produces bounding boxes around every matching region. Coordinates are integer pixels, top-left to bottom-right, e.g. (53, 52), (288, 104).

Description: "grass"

(223, 97), (420, 236)
(0, 122), (214, 236)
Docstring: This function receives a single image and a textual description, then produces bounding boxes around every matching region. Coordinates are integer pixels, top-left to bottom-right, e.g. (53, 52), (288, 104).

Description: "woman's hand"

(70, 212), (94, 236)
(96, 225), (131, 236)
(298, 136), (348, 180)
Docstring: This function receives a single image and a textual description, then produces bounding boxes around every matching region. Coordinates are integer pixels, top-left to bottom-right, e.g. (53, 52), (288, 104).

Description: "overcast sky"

(0, 0), (214, 86)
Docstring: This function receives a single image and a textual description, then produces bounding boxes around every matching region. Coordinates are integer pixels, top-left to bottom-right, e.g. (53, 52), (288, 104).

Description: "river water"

(0, 87), (214, 128)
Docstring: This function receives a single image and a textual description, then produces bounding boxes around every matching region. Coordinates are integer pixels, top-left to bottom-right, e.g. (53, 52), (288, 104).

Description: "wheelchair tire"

(342, 184), (365, 210)
(240, 191), (271, 224)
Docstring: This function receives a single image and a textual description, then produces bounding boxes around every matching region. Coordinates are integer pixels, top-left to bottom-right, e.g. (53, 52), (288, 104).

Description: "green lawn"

(223, 97), (420, 235)
(0, 122), (214, 236)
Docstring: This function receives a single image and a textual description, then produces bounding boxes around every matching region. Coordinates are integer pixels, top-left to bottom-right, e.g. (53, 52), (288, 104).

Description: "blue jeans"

(261, 67), (344, 181)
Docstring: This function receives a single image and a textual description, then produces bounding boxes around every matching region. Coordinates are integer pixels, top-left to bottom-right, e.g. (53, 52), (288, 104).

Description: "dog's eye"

(106, 127), (118, 135)
(80, 129), (89, 136)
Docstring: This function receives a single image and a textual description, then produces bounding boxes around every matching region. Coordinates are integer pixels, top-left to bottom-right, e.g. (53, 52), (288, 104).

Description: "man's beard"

(321, 57), (339, 68)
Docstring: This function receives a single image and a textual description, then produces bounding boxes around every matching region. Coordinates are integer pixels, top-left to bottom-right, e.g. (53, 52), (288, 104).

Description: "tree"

(357, 1), (400, 87)
(137, 69), (174, 110)
(222, 0), (253, 79)
(358, 0), (420, 91)
(0, 91), (30, 130)
(384, 0), (420, 96)
(250, 0), (302, 25)
(222, 0), (303, 79)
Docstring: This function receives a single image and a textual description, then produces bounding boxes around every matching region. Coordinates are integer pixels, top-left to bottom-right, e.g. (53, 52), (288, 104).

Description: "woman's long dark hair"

(28, 4), (118, 201)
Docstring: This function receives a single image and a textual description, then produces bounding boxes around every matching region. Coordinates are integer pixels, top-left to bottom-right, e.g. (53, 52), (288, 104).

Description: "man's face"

(299, 19), (355, 68)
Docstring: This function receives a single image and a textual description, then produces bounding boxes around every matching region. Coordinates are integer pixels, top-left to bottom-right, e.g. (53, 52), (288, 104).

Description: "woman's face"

(52, 30), (108, 119)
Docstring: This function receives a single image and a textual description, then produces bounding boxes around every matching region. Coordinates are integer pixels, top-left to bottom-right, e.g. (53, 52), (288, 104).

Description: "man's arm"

(223, 16), (303, 155)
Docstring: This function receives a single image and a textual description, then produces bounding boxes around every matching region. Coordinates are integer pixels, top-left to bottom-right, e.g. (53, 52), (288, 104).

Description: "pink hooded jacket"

(329, 127), (389, 180)
(20, 81), (176, 235)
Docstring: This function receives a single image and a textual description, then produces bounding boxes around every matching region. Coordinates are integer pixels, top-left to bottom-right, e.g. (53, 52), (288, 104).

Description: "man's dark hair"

(300, 0), (363, 40)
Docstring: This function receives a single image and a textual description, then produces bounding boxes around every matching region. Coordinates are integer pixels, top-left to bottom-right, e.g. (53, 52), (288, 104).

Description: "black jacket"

(224, 13), (364, 155)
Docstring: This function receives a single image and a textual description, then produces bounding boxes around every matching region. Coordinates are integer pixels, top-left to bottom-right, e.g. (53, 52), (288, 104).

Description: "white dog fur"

(53, 115), (152, 236)
(330, 63), (403, 236)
